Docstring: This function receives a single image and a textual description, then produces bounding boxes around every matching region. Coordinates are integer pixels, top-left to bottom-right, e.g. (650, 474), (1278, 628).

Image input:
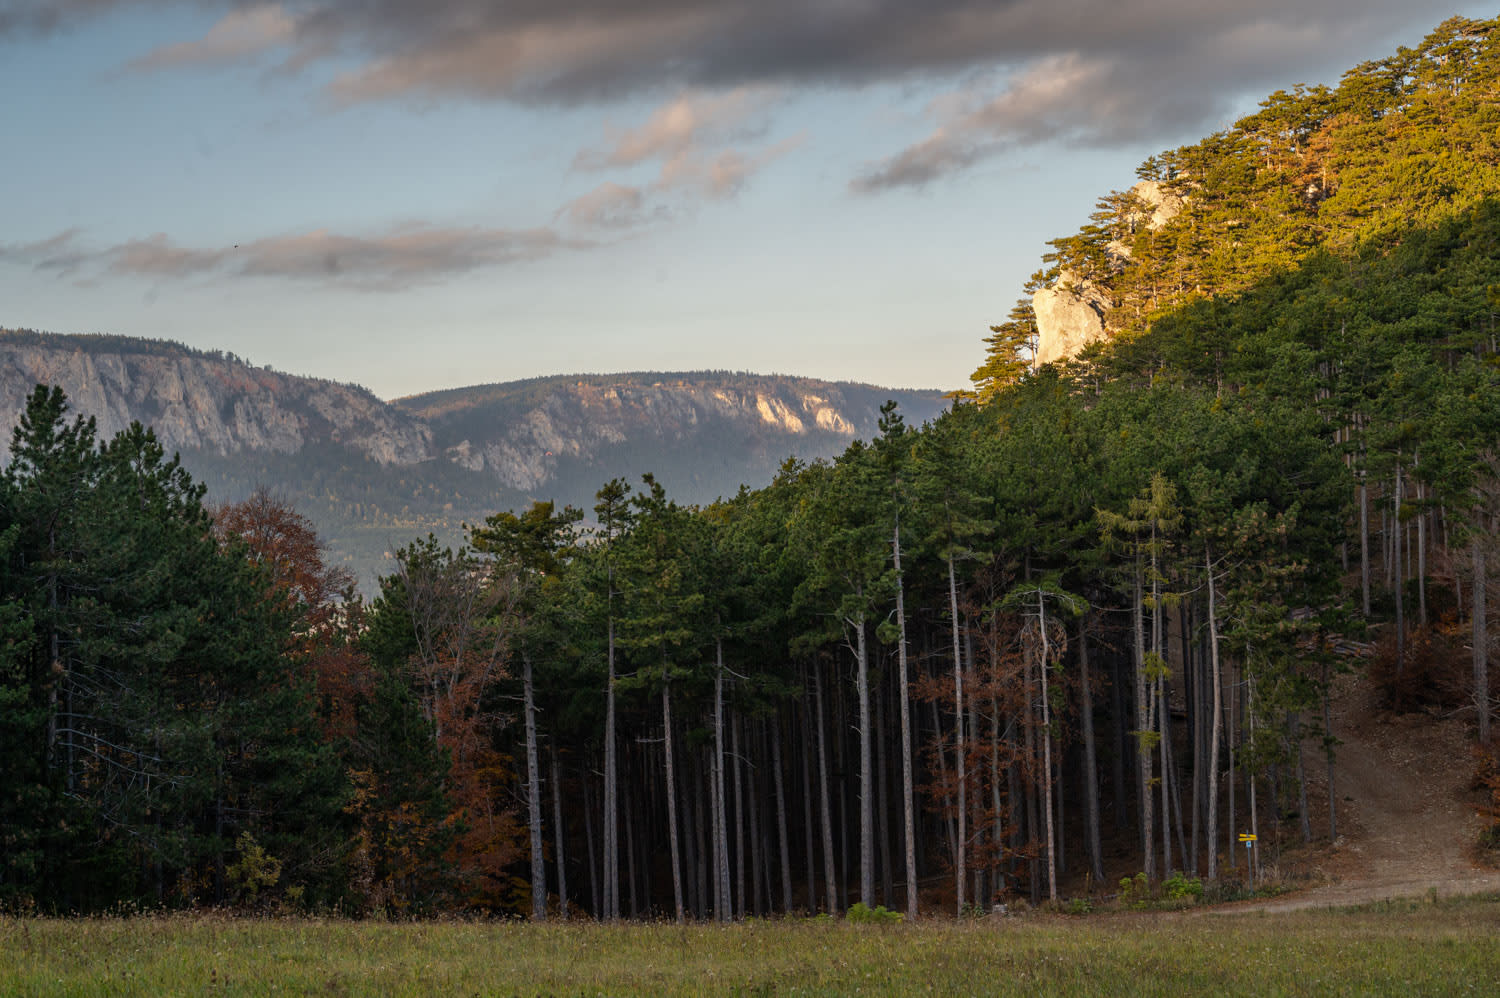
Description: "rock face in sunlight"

(394, 374), (941, 496)
(1033, 179), (1184, 367)
(0, 333), (433, 465)
(1033, 274), (1112, 367)
(0, 330), (949, 590)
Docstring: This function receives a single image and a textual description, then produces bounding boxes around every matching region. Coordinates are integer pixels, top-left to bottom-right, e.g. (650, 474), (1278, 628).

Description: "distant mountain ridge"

(0, 329), (950, 587)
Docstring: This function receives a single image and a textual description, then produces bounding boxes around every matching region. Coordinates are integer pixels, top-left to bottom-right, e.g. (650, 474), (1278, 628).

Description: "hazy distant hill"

(0, 330), (949, 589)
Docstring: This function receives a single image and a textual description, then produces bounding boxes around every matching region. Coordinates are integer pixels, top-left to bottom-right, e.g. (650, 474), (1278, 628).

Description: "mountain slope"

(0, 330), (950, 588)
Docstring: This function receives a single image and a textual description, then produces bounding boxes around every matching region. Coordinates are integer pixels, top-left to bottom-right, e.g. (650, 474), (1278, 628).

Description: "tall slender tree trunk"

(1476, 532), (1491, 744)
(1079, 615), (1104, 884)
(799, 680), (816, 912)
(1293, 713), (1312, 844)
(663, 681), (684, 923)
(948, 554), (967, 913)
(1205, 546), (1224, 880)
(714, 642), (731, 920)
(1395, 463), (1406, 678)
(524, 655), (546, 920)
(584, 773), (600, 916)
(1360, 472), (1371, 617)
(852, 608), (874, 909)
(732, 712), (746, 918)
(1037, 592), (1057, 901)
(893, 519), (917, 919)
(551, 744), (568, 918)
(814, 665), (839, 914)
(1134, 565), (1156, 882)
(772, 716), (793, 913)
(604, 602), (619, 920)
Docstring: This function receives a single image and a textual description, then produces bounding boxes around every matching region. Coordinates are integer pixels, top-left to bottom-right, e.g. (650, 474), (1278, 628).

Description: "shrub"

(846, 902), (903, 924)
(1162, 872), (1204, 901)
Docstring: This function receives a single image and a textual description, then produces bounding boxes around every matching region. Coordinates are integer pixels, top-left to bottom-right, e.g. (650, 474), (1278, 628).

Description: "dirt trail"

(1224, 675), (1498, 913)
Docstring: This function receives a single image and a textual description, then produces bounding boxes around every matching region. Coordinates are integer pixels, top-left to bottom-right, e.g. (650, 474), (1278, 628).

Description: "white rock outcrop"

(0, 337), (433, 465)
(1032, 179), (1186, 367)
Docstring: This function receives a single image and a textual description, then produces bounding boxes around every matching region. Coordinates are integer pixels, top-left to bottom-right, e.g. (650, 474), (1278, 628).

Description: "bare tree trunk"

(1395, 464), (1406, 678)
(948, 554), (967, 914)
(1476, 532), (1491, 744)
(1360, 472), (1371, 617)
(732, 711), (746, 918)
(772, 716), (793, 913)
(551, 744), (568, 918)
(853, 608), (874, 909)
(799, 679), (816, 912)
(1206, 546), (1224, 880)
(664, 682), (684, 923)
(1037, 592), (1058, 901)
(893, 519), (918, 919)
(1134, 565), (1156, 882)
(604, 607), (619, 920)
(1293, 712), (1312, 845)
(814, 665), (839, 914)
(524, 655), (546, 920)
(584, 772), (600, 916)
(1079, 615), (1104, 884)
(714, 641), (731, 920)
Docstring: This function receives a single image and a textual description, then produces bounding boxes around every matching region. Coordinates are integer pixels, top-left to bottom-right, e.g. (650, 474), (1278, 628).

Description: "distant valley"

(0, 329), (950, 589)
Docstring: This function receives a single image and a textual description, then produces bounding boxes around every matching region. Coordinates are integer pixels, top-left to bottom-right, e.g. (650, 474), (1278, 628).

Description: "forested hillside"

(3, 15), (1500, 920)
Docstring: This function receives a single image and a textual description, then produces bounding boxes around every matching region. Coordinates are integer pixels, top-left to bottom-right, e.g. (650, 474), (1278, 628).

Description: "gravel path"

(1220, 676), (1498, 914)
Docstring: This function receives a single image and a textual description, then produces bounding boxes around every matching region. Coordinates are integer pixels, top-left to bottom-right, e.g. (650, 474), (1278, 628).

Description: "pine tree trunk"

(893, 520), (917, 919)
(799, 680), (816, 912)
(772, 715), (793, 913)
(604, 606), (619, 920)
(1134, 565), (1156, 882)
(714, 642), (731, 920)
(524, 655), (546, 920)
(1476, 533), (1490, 744)
(664, 682), (684, 923)
(1293, 712), (1312, 844)
(584, 772), (600, 916)
(1079, 615), (1104, 884)
(1395, 464), (1406, 678)
(1206, 546), (1223, 880)
(732, 711), (746, 919)
(852, 606), (874, 909)
(551, 745), (568, 917)
(814, 665), (839, 913)
(1038, 592), (1058, 901)
(948, 554), (967, 913)
(1360, 472), (1371, 617)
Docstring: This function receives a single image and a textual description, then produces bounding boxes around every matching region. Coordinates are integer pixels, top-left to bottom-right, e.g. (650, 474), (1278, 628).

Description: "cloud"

(851, 8), (1420, 190)
(563, 183), (653, 230)
(3, 223), (580, 291)
(569, 89), (798, 216)
(6, 2), (1462, 187)
(125, 4), (294, 70)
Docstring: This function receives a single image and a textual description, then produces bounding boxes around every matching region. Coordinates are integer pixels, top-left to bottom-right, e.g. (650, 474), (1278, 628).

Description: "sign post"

(1239, 832), (1257, 889)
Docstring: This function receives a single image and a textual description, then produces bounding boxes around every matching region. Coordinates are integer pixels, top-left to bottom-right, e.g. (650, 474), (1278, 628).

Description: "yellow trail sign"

(1238, 833), (1257, 843)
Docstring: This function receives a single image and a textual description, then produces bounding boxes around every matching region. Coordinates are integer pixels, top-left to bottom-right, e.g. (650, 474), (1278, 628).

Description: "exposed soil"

(1219, 671), (1499, 913)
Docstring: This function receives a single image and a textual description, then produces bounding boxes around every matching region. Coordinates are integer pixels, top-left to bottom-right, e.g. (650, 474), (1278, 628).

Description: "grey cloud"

(9, 2), (1458, 181)
(564, 183), (656, 230)
(3, 224), (579, 290)
(125, 4), (294, 70)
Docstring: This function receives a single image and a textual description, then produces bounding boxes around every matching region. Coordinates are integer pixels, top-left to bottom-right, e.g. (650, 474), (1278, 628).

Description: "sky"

(1, 2), (1491, 400)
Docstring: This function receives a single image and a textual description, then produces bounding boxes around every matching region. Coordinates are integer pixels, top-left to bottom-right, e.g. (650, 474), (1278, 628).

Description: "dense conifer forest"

(3, 16), (1500, 918)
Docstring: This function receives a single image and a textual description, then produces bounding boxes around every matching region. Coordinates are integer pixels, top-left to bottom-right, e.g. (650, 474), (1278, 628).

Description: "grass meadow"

(2, 894), (1498, 996)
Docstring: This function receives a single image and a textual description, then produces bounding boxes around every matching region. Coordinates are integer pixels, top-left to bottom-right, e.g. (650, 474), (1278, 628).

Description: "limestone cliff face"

(0, 333), (433, 464)
(1033, 179), (1185, 367)
(396, 375), (940, 495)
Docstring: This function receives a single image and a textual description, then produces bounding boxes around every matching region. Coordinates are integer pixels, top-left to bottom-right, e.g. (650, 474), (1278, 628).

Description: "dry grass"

(3, 895), (1499, 996)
